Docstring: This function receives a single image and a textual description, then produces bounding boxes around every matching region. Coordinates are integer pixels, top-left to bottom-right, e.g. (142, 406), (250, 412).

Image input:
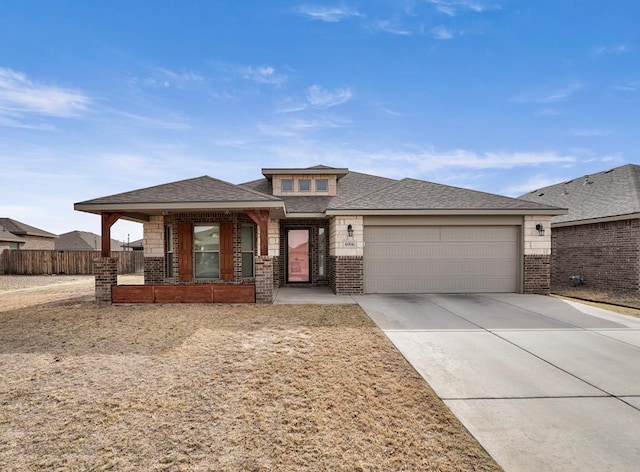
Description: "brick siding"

(552, 219), (640, 295)
(144, 257), (165, 284)
(329, 255), (363, 295)
(94, 256), (118, 303)
(523, 254), (551, 294)
(255, 256), (275, 303)
(165, 212), (256, 285)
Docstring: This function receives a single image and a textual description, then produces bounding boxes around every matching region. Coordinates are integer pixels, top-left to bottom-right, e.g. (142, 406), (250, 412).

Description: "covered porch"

(74, 176), (286, 304)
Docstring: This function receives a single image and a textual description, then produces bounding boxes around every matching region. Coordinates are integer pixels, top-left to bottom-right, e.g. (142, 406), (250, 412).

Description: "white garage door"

(364, 226), (519, 293)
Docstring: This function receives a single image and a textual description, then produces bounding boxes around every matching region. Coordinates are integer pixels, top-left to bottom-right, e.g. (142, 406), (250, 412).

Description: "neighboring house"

(56, 230), (123, 252)
(0, 218), (57, 250)
(519, 163), (640, 295)
(126, 238), (144, 251)
(74, 165), (565, 303)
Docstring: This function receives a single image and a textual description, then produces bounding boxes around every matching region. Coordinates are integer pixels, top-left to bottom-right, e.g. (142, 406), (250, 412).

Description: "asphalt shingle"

(518, 164), (640, 224)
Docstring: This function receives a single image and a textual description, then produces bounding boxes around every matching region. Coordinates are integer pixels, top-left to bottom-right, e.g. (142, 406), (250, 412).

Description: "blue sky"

(1, 1), (638, 242)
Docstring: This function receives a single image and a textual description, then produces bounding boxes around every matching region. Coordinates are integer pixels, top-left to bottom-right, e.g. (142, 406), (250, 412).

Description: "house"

(519, 163), (640, 295)
(74, 165), (565, 303)
(0, 218), (57, 251)
(56, 230), (123, 252)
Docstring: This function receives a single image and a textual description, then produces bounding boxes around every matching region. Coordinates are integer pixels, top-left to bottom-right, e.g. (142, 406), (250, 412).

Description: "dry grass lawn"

(0, 279), (501, 471)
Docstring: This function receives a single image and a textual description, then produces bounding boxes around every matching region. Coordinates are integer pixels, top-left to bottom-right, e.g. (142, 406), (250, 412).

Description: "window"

(241, 225), (254, 277)
(318, 228), (326, 277)
(165, 225), (174, 278)
(194, 225), (220, 278)
(299, 179), (310, 191)
(315, 179), (328, 192)
(9, 243), (19, 250)
(282, 179), (293, 191)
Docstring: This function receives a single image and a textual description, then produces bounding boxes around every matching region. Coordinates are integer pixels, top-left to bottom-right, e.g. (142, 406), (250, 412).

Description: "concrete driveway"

(354, 293), (640, 472)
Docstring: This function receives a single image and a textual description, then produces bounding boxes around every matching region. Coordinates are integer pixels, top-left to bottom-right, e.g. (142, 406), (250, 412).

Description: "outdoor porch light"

(535, 223), (545, 236)
(347, 224), (354, 238)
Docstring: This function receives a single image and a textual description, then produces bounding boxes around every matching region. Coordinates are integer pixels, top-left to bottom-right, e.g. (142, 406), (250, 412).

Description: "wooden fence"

(0, 250), (144, 275)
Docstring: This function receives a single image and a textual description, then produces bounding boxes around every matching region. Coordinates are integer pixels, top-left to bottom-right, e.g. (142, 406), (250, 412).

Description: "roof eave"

(75, 201), (287, 222)
(326, 208), (569, 216)
(551, 212), (640, 228)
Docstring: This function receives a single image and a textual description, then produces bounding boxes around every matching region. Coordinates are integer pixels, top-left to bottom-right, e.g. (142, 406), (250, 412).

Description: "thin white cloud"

(239, 65), (288, 86)
(0, 67), (90, 119)
(374, 19), (413, 36)
(306, 84), (352, 109)
(568, 128), (613, 137)
(431, 26), (458, 39)
(502, 173), (565, 196)
(156, 68), (204, 83)
(426, 0), (501, 16)
(511, 83), (583, 104)
(294, 4), (362, 22)
(592, 44), (630, 55)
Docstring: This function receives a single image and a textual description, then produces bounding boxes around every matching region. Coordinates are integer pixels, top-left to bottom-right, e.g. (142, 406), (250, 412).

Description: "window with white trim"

(241, 225), (254, 277)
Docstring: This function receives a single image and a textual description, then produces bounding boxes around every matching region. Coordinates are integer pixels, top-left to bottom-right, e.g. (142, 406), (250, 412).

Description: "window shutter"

(220, 222), (234, 281)
(177, 222), (193, 281)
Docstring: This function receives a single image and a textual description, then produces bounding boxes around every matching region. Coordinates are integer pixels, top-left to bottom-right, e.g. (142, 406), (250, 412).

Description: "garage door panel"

(364, 226), (518, 293)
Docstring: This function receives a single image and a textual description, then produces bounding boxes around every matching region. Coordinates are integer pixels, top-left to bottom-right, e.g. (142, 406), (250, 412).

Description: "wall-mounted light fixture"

(535, 223), (545, 236)
(347, 224), (354, 238)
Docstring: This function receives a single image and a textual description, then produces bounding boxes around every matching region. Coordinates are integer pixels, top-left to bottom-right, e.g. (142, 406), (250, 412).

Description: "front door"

(286, 228), (310, 283)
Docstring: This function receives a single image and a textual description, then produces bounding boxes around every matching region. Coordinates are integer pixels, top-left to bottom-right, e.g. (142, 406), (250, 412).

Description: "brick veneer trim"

(94, 257), (118, 303)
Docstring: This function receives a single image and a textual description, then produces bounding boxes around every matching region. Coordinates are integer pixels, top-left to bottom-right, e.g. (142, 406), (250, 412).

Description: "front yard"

(0, 280), (500, 471)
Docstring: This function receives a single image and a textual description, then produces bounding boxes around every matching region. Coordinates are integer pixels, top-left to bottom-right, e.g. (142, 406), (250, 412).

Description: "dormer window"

(282, 179), (293, 191)
(316, 179), (328, 192)
(299, 179), (311, 192)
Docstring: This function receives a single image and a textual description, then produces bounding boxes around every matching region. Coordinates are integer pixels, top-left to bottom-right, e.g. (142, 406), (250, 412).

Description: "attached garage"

(364, 224), (520, 293)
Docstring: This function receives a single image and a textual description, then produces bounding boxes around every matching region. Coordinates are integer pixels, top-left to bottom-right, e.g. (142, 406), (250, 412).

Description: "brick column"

(94, 256), (118, 303)
(330, 255), (364, 295)
(523, 254), (551, 295)
(255, 256), (275, 303)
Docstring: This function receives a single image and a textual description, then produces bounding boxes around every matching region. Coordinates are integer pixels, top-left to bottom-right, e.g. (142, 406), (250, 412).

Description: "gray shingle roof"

(55, 231), (122, 251)
(0, 224), (25, 243)
(76, 176), (282, 205)
(330, 178), (564, 212)
(518, 164), (640, 225)
(0, 218), (57, 239)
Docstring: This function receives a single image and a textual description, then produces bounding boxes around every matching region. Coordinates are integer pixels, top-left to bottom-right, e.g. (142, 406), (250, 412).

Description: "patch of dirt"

(0, 284), (501, 471)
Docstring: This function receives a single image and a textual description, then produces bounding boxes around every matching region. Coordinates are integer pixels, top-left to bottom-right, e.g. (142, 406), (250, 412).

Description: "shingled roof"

(327, 178), (565, 215)
(76, 166), (567, 220)
(518, 164), (640, 225)
(0, 218), (57, 239)
(55, 231), (122, 251)
(75, 176), (285, 220)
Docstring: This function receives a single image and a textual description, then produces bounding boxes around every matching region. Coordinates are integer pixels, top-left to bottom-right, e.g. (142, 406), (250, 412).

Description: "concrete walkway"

(274, 286), (357, 304)
(354, 293), (640, 472)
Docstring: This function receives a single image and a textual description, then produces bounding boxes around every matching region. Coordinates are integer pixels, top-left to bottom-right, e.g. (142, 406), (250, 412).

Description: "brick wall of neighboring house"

(279, 219), (330, 287)
(329, 255), (364, 295)
(20, 236), (55, 250)
(552, 218), (640, 294)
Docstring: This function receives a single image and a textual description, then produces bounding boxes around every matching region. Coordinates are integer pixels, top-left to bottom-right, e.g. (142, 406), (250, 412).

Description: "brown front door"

(286, 229), (310, 283)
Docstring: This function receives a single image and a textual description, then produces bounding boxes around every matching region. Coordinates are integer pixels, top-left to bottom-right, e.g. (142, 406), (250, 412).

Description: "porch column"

(94, 212), (122, 303)
(94, 256), (117, 303)
(255, 255), (275, 303)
